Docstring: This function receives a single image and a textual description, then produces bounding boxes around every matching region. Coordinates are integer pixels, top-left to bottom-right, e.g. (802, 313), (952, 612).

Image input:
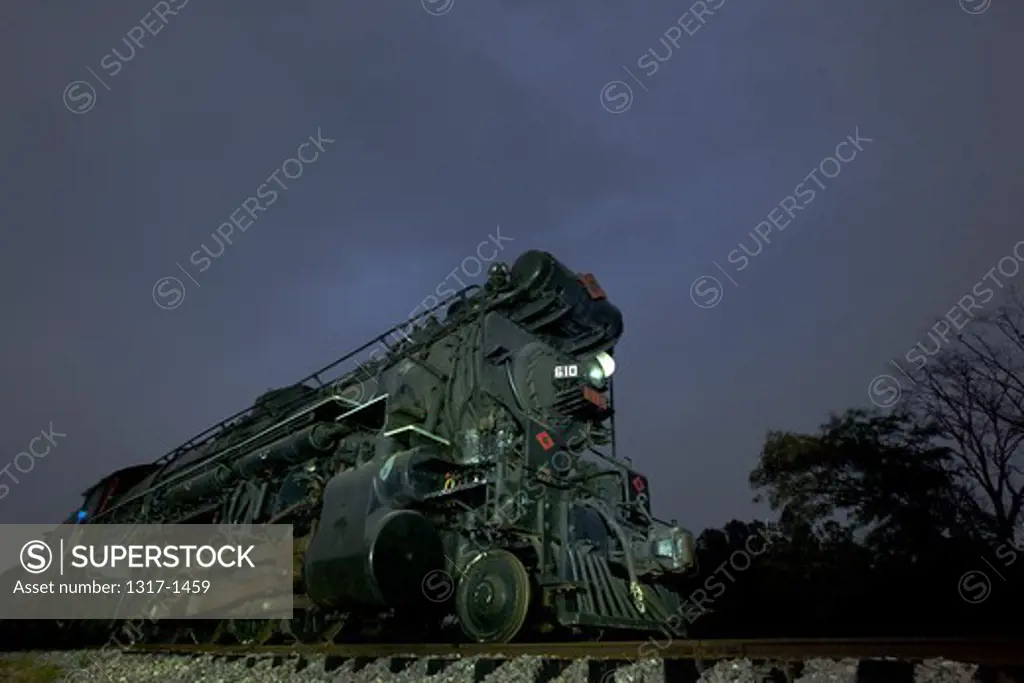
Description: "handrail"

(150, 285), (482, 470)
(89, 286), (502, 522)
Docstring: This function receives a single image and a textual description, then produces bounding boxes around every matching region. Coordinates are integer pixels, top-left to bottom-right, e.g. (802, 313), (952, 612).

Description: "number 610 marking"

(553, 365), (578, 379)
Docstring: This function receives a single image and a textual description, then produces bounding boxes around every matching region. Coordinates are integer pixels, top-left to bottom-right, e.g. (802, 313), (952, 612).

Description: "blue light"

(76, 510), (87, 522)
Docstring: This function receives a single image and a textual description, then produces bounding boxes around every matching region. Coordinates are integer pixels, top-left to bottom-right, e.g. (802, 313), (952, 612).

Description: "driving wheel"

(455, 549), (531, 643)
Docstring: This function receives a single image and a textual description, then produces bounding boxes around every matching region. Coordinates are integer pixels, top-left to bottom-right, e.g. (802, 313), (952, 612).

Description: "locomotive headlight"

(650, 526), (695, 573)
(583, 351), (616, 388)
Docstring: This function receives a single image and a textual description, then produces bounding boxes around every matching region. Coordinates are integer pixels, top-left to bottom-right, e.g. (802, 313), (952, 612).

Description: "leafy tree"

(740, 408), (1008, 636)
(750, 408), (963, 559)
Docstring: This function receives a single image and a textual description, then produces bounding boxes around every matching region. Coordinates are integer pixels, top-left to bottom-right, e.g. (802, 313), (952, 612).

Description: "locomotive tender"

(65, 250), (695, 644)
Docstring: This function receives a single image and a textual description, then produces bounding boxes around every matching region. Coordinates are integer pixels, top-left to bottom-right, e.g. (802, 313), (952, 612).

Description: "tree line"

(671, 294), (1024, 637)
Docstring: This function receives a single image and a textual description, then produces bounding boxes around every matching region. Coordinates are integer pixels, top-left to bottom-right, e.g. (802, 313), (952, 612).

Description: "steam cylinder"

(304, 459), (444, 610)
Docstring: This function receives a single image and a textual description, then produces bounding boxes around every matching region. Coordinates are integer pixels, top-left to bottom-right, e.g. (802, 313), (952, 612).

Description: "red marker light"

(583, 386), (608, 410)
(578, 273), (607, 300)
(536, 431), (555, 450)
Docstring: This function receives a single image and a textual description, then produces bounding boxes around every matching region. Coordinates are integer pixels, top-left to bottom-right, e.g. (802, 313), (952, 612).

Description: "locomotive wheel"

(455, 549), (531, 643)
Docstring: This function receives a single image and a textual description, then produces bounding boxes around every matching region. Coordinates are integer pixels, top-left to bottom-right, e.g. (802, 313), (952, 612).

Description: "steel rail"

(120, 637), (1024, 665)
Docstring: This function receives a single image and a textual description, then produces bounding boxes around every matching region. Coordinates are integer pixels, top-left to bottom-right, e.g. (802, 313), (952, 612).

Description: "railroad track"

(111, 637), (1024, 682)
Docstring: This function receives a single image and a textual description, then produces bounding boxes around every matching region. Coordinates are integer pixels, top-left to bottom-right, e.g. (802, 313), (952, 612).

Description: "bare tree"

(907, 292), (1024, 542)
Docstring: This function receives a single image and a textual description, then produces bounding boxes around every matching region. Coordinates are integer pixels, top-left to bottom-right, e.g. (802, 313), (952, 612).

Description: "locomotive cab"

(76, 464), (161, 523)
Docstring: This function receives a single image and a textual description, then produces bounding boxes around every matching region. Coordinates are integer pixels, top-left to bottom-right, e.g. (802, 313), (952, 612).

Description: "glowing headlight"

(584, 351), (616, 387)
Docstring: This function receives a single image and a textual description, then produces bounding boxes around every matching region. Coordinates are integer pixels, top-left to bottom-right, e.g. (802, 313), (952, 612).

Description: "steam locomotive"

(51, 250), (695, 645)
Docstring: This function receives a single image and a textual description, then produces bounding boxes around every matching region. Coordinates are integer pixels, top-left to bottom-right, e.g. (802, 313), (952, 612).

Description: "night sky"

(1, 0), (1020, 535)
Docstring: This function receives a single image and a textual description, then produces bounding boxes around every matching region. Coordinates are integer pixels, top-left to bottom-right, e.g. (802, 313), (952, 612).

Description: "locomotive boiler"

(55, 249), (696, 645)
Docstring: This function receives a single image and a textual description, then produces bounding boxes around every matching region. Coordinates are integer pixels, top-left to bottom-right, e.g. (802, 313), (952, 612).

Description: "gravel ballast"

(0, 651), (990, 682)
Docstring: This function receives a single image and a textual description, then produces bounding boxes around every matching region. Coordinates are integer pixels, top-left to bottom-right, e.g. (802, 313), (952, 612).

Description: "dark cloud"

(0, 0), (1021, 534)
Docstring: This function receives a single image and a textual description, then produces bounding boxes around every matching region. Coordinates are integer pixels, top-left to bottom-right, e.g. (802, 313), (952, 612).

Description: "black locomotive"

(47, 250), (695, 645)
